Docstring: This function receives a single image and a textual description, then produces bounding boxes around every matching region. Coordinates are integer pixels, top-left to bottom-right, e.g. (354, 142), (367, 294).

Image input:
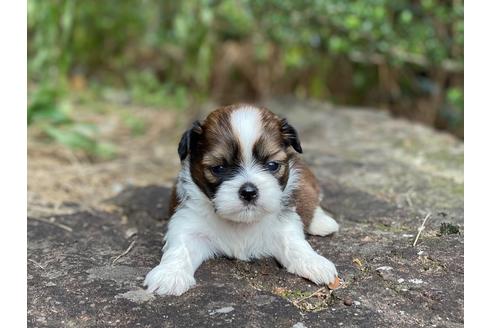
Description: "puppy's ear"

(280, 118), (303, 153)
(178, 120), (202, 161)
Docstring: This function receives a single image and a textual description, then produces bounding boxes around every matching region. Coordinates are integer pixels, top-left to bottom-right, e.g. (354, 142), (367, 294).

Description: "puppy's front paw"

(294, 256), (338, 286)
(144, 265), (196, 296)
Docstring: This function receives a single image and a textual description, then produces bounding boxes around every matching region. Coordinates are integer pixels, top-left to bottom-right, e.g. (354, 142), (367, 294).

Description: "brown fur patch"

(253, 135), (290, 189)
(189, 105), (239, 198)
(254, 107), (293, 188)
(168, 182), (179, 217)
(293, 160), (322, 226)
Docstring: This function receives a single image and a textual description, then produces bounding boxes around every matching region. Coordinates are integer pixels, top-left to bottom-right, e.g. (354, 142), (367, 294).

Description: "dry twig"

(28, 217), (73, 232)
(28, 259), (46, 270)
(112, 240), (136, 265)
(413, 213), (431, 247)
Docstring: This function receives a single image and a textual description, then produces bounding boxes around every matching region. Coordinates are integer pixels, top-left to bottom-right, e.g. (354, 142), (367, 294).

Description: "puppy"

(144, 104), (339, 296)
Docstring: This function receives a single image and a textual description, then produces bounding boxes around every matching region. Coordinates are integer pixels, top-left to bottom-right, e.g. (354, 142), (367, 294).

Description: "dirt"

(27, 98), (464, 327)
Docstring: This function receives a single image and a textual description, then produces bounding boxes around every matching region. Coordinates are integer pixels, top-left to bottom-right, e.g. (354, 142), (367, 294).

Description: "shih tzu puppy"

(144, 104), (339, 296)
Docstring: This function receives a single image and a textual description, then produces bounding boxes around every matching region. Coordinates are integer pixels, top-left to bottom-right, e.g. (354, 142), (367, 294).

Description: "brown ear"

(177, 121), (202, 161)
(280, 118), (303, 153)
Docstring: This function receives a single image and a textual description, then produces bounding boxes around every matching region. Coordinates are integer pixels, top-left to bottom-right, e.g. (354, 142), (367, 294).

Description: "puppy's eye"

(210, 165), (227, 176)
(265, 161), (280, 173)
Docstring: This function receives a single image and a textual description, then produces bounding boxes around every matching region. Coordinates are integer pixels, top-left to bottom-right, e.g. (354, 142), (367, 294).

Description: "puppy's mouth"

(212, 201), (261, 213)
(242, 203), (259, 211)
(212, 200), (270, 223)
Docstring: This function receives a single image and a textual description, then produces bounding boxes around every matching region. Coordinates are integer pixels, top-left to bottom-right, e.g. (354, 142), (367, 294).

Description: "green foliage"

(441, 87), (464, 129)
(439, 222), (460, 236)
(28, 0), (464, 153)
(127, 70), (189, 109)
(28, 84), (116, 159)
(44, 124), (116, 159)
(28, 84), (70, 126)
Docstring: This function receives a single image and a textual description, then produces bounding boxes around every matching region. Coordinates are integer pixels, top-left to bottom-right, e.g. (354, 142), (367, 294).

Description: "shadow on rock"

(108, 185), (172, 222)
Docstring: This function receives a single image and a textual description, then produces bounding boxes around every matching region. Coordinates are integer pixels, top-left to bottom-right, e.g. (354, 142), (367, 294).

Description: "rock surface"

(28, 99), (464, 327)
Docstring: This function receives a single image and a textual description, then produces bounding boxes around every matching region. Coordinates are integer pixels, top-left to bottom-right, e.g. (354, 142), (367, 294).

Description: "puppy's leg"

(306, 206), (339, 236)
(271, 212), (338, 285)
(144, 211), (215, 296)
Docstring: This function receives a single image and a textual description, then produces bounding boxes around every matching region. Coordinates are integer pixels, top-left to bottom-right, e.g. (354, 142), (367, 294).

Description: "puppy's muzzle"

(239, 182), (258, 203)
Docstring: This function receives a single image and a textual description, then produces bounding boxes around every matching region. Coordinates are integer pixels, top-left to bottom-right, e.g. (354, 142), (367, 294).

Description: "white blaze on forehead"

(230, 106), (262, 163)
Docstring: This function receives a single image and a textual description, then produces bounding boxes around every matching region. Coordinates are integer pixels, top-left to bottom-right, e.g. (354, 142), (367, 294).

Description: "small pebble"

(343, 298), (353, 306)
(376, 266), (393, 272)
(125, 227), (138, 239)
(212, 306), (234, 314)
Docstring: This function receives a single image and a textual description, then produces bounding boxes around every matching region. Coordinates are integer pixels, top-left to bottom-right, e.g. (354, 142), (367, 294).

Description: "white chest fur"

(169, 202), (301, 261)
(144, 162), (338, 296)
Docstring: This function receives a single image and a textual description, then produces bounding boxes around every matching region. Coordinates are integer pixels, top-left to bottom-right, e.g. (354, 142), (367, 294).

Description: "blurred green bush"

(28, 0), (464, 153)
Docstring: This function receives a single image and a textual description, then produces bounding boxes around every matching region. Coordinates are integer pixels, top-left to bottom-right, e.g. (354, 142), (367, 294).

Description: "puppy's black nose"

(239, 183), (258, 203)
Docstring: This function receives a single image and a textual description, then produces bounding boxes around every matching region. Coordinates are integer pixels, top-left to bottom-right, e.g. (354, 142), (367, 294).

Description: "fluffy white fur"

(307, 207), (340, 236)
(144, 159), (338, 296)
(230, 107), (261, 163)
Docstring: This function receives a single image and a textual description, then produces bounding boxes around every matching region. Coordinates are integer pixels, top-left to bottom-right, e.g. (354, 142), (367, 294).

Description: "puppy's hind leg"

(306, 207), (339, 236)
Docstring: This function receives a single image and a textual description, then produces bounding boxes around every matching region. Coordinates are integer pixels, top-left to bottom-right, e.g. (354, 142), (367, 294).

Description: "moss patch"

(272, 287), (335, 312)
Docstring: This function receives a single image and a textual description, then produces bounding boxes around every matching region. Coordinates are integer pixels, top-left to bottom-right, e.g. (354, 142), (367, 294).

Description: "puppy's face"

(179, 105), (302, 223)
